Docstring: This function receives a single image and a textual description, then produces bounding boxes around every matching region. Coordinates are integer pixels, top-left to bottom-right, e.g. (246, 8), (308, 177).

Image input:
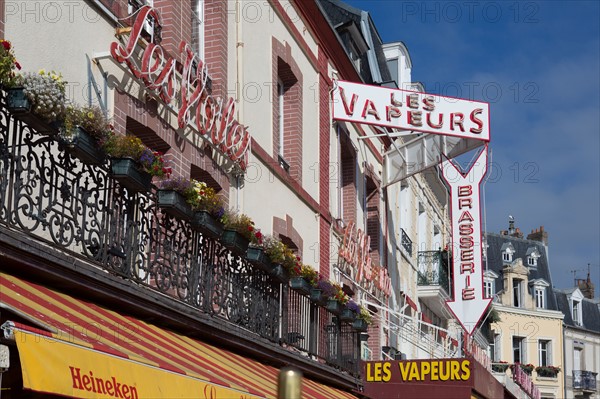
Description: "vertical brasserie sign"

(110, 6), (251, 170)
(441, 147), (491, 335)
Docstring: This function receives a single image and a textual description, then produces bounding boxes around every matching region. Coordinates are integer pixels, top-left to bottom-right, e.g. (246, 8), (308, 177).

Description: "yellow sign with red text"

(15, 330), (262, 399)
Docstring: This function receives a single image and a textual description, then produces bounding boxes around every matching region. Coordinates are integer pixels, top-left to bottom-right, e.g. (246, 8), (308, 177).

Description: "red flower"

(15, 62), (21, 70)
(247, 225), (253, 231)
(1, 40), (10, 51)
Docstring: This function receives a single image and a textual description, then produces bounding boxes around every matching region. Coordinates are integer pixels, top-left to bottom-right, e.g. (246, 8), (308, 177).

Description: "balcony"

(573, 370), (598, 392)
(417, 251), (451, 313)
(400, 228), (412, 256)
(0, 92), (360, 376)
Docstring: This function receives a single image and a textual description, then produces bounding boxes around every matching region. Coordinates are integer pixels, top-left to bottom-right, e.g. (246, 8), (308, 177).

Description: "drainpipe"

(235, 0), (244, 211)
(562, 324), (567, 399)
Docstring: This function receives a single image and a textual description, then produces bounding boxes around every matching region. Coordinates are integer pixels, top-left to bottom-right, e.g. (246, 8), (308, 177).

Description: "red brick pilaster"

(153, 0), (192, 58)
(204, 0), (228, 98)
(318, 48), (331, 279)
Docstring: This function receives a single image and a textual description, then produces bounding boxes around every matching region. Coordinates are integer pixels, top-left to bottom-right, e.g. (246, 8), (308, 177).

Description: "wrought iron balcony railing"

(573, 370), (598, 391)
(0, 92), (360, 375)
(417, 250), (450, 292)
(400, 228), (412, 256)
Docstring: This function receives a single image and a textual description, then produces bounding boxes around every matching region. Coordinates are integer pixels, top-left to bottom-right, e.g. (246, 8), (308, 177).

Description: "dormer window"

(526, 247), (540, 267)
(530, 279), (550, 309)
(335, 21), (369, 72)
(483, 270), (499, 300)
(568, 289), (585, 326)
(501, 243), (514, 263)
(572, 300), (582, 325)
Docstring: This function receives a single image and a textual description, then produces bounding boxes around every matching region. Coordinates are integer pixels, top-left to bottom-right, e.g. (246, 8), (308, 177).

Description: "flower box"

(326, 299), (342, 315)
(191, 210), (223, 238)
(352, 319), (369, 332)
(492, 363), (510, 373)
(290, 277), (312, 295)
(110, 158), (152, 193)
(535, 366), (560, 378)
(157, 190), (193, 220)
(66, 126), (105, 165)
(309, 288), (327, 306)
(6, 87), (59, 135)
(221, 229), (250, 256)
(246, 247), (273, 273)
(339, 308), (356, 322)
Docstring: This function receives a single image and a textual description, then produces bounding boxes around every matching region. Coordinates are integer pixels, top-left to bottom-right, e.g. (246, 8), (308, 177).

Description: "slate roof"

(317, 0), (393, 85)
(484, 232), (559, 311)
(554, 289), (600, 333)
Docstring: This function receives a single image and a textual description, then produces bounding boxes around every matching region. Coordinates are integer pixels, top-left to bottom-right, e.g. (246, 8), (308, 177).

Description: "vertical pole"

(277, 367), (302, 399)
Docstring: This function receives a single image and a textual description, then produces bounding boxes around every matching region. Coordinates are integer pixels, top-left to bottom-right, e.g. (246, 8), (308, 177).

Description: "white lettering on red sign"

(332, 81), (489, 141)
(110, 6), (251, 170)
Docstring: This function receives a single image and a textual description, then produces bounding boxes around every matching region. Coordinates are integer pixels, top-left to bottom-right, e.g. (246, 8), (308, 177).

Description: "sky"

(346, 0), (600, 291)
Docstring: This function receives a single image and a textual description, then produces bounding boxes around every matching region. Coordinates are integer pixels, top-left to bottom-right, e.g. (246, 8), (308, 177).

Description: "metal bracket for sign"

(355, 127), (485, 187)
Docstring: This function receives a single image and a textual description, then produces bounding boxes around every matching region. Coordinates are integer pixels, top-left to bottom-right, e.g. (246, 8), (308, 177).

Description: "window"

(535, 287), (546, 309)
(528, 256), (536, 266)
(338, 128), (357, 223)
(513, 336), (526, 364)
(276, 79), (284, 157)
(128, 0), (156, 42)
(513, 279), (523, 307)
(484, 280), (494, 299)
(538, 340), (551, 367)
(574, 347), (583, 371)
(572, 300), (581, 325)
(501, 243), (514, 263)
(489, 333), (501, 362)
(483, 270), (498, 300)
(272, 43), (302, 180)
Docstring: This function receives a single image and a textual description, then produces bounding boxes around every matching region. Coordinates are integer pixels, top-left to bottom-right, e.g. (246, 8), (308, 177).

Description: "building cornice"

(493, 304), (565, 320)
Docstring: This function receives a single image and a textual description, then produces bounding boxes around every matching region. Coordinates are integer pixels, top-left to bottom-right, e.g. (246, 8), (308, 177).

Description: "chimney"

(576, 267), (595, 300)
(527, 226), (549, 246)
(514, 227), (524, 239)
(508, 215), (515, 235)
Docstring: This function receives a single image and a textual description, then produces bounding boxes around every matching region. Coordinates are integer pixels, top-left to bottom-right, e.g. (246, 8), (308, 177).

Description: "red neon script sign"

(110, 6), (250, 170)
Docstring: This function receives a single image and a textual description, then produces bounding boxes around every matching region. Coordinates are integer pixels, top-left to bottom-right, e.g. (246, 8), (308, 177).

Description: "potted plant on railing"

(103, 133), (170, 193)
(491, 361), (510, 373)
(511, 363), (534, 375)
(0, 39), (22, 88)
(290, 264), (317, 295)
(188, 180), (225, 238)
(352, 306), (372, 331)
(310, 278), (333, 305)
(340, 300), (359, 322)
(157, 177), (195, 220)
(7, 69), (66, 134)
(221, 211), (262, 256)
(247, 234), (282, 273)
(535, 365), (560, 378)
(60, 104), (112, 165)
(326, 283), (348, 315)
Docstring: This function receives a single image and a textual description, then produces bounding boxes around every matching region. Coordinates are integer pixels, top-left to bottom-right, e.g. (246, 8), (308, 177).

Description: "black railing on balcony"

(573, 370), (598, 391)
(0, 92), (360, 375)
(400, 228), (412, 256)
(417, 250), (450, 292)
